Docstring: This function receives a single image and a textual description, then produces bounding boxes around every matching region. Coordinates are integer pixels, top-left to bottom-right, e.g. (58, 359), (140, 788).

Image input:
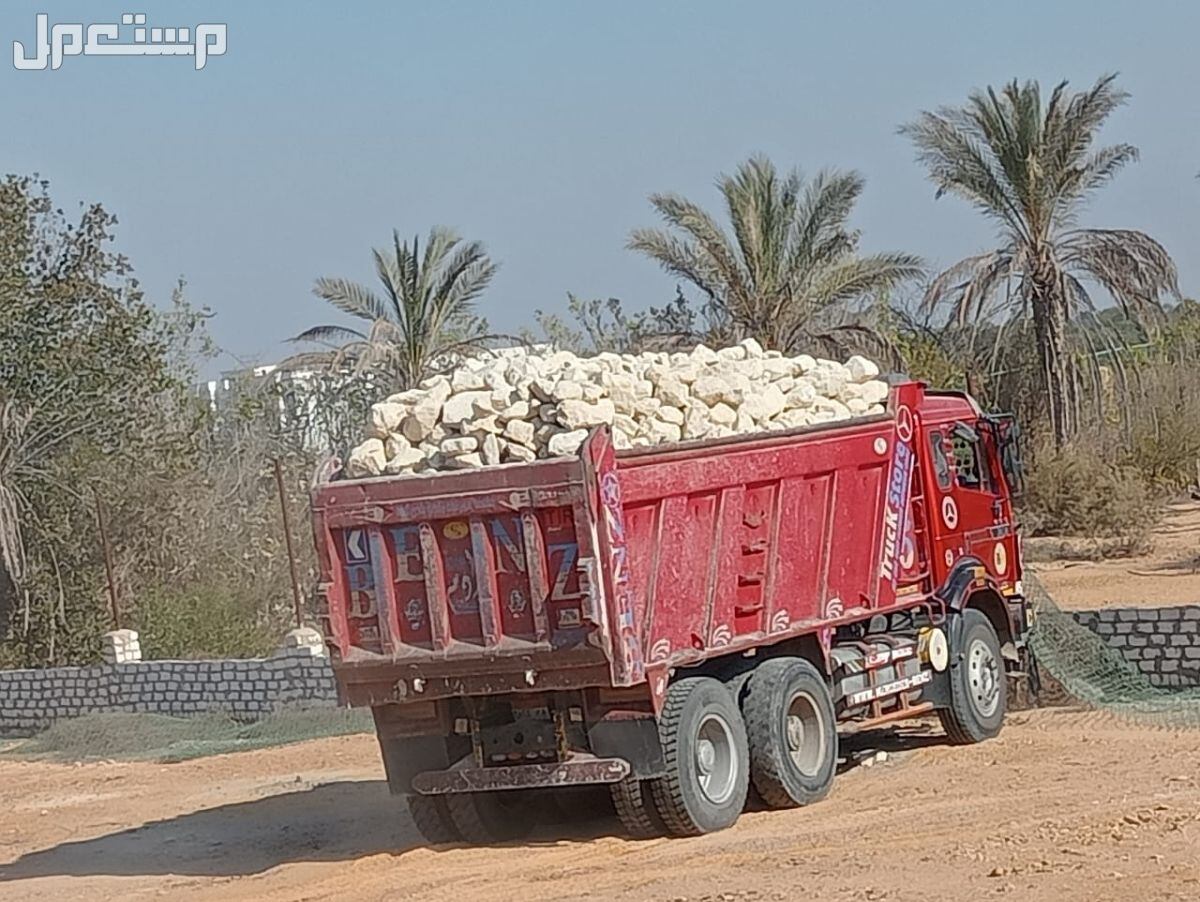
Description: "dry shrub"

(1121, 363), (1200, 487)
(132, 582), (280, 660)
(1019, 438), (1158, 538)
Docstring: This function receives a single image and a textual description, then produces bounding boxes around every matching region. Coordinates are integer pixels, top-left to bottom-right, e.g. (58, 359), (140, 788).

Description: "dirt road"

(1, 708), (1198, 902)
(1032, 500), (1200, 610)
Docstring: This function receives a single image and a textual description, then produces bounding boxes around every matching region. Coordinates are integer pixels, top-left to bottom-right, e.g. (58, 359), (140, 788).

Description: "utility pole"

(274, 458), (305, 628)
(93, 491), (120, 630)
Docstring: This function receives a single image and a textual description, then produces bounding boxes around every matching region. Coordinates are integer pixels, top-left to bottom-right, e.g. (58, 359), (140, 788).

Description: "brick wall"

(1070, 606), (1200, 689)
(0, 628), (339, 737)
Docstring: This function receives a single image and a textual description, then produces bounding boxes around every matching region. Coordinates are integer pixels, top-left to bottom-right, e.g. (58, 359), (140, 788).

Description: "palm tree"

(902, 75), (1179, 445)
(628, 155), (923, 358)
(292, 227), (498, 390)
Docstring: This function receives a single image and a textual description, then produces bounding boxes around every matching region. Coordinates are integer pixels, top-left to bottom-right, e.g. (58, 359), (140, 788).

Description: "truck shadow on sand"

(0, 780), (424, 882)
(0, 729), (951, 882)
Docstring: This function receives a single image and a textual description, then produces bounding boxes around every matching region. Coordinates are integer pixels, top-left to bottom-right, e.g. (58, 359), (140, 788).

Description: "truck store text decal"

(879, 421), (914, 586)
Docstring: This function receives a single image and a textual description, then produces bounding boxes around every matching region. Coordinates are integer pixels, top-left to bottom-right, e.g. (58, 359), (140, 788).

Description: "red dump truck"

(310, 379), (1031, 840)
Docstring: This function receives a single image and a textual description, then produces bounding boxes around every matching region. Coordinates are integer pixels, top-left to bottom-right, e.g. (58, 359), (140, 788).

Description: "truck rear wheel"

(406, 794), (461, 844)
(741, 657), (837, 809)
(649, 677), (749, 836)
(444, 790), (535, 844)
(939, 608), (1007, 744)
(610, 778), (668, 838)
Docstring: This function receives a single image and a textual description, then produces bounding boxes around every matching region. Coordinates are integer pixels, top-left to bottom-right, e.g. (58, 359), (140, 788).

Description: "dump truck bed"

(313, 382), (928, 707)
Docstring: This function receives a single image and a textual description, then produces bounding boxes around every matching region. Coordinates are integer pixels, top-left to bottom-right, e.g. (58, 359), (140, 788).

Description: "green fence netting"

(1, 707), (374, 763)
(1026, 574), (1200, 727)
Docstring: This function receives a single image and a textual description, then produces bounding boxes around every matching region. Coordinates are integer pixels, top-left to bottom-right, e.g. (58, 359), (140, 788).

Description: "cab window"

(950, 431), (990, 491)
(929, 431), (952, 490)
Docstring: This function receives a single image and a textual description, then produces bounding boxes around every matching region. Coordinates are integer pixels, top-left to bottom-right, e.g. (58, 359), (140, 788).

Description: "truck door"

(924, 423), (1015, 586)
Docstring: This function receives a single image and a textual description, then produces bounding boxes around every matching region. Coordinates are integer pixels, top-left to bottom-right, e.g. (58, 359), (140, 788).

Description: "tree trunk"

(1030, 282), (1075, 447)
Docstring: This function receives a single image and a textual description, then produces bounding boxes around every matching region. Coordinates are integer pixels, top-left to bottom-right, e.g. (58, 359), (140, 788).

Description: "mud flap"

(588, 716), (666, 779)
(378, 735), (461, 795)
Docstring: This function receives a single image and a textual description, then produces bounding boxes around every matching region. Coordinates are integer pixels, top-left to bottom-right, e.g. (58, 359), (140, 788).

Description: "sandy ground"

(1032, 500), (1200, 610)
(2, 507), (1199, 901)
(1, 711), (1198, 902)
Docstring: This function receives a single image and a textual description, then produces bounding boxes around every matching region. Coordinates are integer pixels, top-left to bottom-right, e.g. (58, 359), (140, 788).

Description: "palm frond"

(289, 324), (369, 346)
(808, 253), (926, 306)
(1060, 228), (1179, 319)
(631, 156), (920, 352)
(789, 169), (864, 276)
(311, 277), (389, 324)
(901, 110), (1030, 239)
(626, 228), (726, 300)
(640, 192), (748, 301)
(302, 227), (498, 390)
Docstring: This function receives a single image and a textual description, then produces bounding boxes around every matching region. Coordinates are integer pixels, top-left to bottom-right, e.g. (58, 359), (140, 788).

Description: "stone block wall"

(0, 628), (339, 737)
(1070, 606), (1200, 689)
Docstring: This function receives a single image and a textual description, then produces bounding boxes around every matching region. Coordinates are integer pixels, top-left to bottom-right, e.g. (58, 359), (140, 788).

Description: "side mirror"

(951, 421), (979, 444)
(984, 415), (1024, 498)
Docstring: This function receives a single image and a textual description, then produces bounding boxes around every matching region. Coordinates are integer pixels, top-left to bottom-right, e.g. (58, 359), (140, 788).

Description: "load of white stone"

(344, 340), (888, 478)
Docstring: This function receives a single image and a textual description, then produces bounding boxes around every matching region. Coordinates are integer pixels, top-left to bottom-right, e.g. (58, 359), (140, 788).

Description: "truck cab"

(917, 392), (1029, 672)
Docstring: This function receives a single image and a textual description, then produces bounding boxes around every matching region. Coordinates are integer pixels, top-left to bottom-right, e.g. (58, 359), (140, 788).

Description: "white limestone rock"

(384, 444), (426, 474)
(352, 343), (884, 471)
(480, 433), (502, 466)
(657, 405), (685, 426)
(368, 401), (409, 439)
(548, 429), (589, 456)
(441, 435), (479, 455)
(655, 377), (691, 409)
(346, 438), (386, 477)
(845, 354), (881, 383)
(503, 418), (536, 447)
(861, 380), (890, 405)
(709, 402), (737, 428)
(557, 399), (616, 430)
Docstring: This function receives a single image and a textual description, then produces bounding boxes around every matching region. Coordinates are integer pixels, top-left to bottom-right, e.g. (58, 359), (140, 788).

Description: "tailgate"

(312, 457), (606, 665)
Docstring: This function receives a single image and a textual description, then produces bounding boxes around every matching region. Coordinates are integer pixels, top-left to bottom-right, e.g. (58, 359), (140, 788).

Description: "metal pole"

(274, 458), (305, 628)
(93, 491), (120, 631)
(965, 369), (981, 400)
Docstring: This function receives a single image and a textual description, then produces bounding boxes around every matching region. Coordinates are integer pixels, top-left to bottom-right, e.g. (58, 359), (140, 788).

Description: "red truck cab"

(311, 380), (1029, 840)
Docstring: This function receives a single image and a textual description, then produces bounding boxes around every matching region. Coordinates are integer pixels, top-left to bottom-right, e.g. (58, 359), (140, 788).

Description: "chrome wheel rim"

(694, 713), (738, 805)
(967, 637), (1001, 718)
(785, 690), (826, 776)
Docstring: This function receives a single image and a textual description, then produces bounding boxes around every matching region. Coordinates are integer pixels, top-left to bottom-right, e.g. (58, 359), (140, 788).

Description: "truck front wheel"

(939, 608), (1007, 744)
(649, 677), (749, 836)
(741, 657), (837, 809)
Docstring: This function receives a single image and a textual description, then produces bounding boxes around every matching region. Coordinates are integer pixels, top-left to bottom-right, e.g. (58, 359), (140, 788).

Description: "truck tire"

(939, 608), (1007, 744)
(649, 677), (749, 836)
(741, 657), (837, 809)
(444, 791), (534, 844)
(610, 778), (668, 838)
(406, 794), (461, 844)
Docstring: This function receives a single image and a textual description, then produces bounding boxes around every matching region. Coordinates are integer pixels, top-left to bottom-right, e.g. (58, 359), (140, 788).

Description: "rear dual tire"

(741, 657), (838, 809)
(406, 794), (460, 844)
(408, 790), (535, 845)
(649, 677), (750, 836)
(616, 666), (838, 838)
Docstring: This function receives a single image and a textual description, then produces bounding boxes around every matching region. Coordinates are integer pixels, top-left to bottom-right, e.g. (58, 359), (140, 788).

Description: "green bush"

(132, 583), (281, 660)
(1019, 439), (1158, 538)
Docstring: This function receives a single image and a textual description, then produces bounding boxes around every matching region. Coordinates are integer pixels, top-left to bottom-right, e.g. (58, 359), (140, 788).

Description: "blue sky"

(2, 1), (1197, 376)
